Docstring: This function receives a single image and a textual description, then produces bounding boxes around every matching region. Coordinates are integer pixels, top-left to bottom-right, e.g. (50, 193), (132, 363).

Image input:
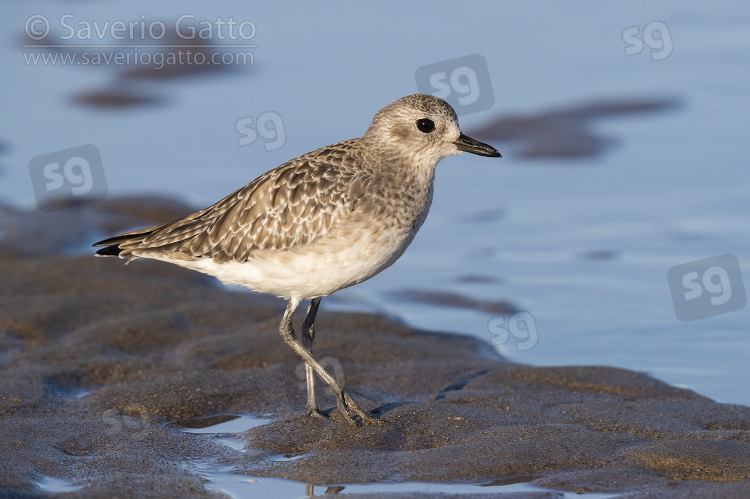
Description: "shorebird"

(94, 94), (501, 425)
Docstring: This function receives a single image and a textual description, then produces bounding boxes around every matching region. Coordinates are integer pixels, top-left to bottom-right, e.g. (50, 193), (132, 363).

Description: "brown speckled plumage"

(94, 94), (500, 424)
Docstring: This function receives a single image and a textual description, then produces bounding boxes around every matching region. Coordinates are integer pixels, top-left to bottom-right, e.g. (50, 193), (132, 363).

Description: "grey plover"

(94, 94), (501, 425)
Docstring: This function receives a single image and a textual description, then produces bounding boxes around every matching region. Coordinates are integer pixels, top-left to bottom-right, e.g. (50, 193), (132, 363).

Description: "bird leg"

(300, 297), (325, 418)
(279, 299), (378, 425)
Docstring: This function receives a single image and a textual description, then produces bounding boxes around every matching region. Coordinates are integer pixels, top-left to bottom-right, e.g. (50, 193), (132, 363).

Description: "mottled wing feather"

(111, 159), (364, 263)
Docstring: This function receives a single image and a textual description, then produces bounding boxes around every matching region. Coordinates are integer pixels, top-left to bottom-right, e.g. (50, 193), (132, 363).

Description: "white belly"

(153, 216), (420, 300)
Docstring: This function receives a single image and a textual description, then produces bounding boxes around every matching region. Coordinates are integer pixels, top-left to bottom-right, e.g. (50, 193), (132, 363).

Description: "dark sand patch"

(1, 197), (749, 497)
(71, 90), (165, 109)
(20, 23), (247, 111)
(389, 289), (519, 315)
(468, 98), (680, 160)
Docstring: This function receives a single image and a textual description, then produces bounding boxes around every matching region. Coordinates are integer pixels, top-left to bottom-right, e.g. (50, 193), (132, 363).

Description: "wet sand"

(1, 197), (750, 497)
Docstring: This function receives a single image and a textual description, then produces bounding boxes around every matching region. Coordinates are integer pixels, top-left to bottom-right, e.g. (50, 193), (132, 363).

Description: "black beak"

(453, 133), (502, 157)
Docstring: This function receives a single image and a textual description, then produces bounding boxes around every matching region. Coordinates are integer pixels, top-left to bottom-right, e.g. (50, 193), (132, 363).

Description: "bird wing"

(96, 156), (372, 263)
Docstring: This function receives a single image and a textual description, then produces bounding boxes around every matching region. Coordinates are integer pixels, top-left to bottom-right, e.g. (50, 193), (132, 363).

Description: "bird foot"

(334, 389), (384, 426)
(305, 407), (327, 419)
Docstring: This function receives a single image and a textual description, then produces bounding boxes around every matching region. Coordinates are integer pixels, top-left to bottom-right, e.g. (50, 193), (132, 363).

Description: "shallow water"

(3, 0), (749, 400)
(196, 471), (622, 499)
(1, 1), (749, 495)
(174, 413), (272, 451)
(181, 414), (621, 498)
(35, 475), (87, 493)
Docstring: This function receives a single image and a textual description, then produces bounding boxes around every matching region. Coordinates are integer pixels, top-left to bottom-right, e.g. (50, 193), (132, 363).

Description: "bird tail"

(92, 225), (161, 261)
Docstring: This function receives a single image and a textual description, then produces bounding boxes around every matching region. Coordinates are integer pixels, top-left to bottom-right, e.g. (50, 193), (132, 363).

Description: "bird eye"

(417, 119), (435, 133)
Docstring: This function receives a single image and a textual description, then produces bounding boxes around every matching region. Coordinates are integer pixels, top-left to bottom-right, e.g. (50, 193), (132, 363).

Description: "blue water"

(2, 2), (749, 495)
(179, 414), (620, 498)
